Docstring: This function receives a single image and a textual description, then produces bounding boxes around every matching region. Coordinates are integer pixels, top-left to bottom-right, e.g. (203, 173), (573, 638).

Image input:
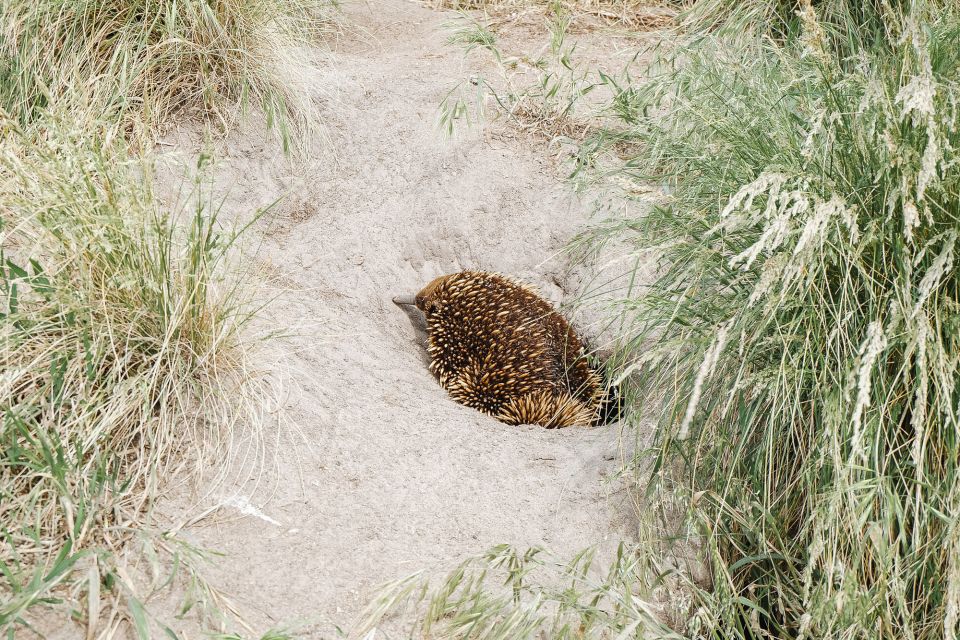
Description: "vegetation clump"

(0, 0), (333, 144)
(582, 0), (960, 636)
(0, 115), (256, 635)
(0, 0), (332, 634)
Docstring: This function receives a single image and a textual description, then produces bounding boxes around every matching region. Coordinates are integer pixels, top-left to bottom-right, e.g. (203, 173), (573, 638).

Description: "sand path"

(156, 1), (630, 636)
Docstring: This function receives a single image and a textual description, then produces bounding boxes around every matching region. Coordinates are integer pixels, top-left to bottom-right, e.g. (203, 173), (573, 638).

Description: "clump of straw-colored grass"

(0, 0), (334, 146)
(569, 0), (960, 636)
(0, 1), (329, 636)
(0, 113), (257, 634)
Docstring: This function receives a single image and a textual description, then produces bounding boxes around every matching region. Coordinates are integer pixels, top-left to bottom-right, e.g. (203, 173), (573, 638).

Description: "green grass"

(0, 0), (332, 634)
(571, 0), (960, 636)
(0, 113), (262, 635)
(681, 0), (916, 42)
(0, 0), (335, 148)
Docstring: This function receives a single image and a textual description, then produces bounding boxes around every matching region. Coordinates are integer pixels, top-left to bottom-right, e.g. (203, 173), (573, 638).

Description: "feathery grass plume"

(0, 0), (335, 148)
(571, 0), (960, 636)
(0, 113), (259, 635)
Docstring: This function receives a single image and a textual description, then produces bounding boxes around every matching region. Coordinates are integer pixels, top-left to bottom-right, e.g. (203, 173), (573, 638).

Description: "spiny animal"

(394, 271), (617, 428)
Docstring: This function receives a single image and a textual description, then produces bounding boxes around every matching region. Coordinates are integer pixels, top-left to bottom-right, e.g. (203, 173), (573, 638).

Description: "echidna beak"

(392, 294), (417, 307)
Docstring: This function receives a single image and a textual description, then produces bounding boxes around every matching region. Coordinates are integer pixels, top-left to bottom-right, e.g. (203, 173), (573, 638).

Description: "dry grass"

(358, 544), (686, 639)
(573, 0), (960, 636)
(0, 0), (336, 148)
(0, 0), (333, 633)
(428, 0), (679, 28)
(0, 113), (265, 634)
(437, 11), (608, 149)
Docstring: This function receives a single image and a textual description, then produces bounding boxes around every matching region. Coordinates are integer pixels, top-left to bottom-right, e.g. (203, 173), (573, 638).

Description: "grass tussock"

(682, 0), (937, 42)
(0, 0), (335, 146)
(0, 0), (329, 634)
(0, 115), (259, 634)
(570, 0), (960, 636)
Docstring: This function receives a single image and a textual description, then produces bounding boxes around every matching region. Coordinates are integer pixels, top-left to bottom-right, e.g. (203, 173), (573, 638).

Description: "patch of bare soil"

(150, 1), (640, 636)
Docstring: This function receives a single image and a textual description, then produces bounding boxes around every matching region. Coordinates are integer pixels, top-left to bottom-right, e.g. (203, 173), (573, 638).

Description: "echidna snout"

(394, 275), (447, 313)
(394, 271), (614, 428)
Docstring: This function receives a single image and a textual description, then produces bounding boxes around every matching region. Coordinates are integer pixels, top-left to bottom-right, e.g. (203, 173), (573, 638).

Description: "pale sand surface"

(147, 1), (639, 636)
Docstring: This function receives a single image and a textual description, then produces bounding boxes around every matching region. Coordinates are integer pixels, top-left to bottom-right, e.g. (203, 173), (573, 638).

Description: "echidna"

(393, 271), (616, 428)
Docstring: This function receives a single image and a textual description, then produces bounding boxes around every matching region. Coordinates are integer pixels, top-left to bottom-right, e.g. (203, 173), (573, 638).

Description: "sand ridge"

(153, 1), (633, 636)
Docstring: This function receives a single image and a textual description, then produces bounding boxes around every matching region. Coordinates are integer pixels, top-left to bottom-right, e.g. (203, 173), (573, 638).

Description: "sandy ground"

(150, 2), (639, 637)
